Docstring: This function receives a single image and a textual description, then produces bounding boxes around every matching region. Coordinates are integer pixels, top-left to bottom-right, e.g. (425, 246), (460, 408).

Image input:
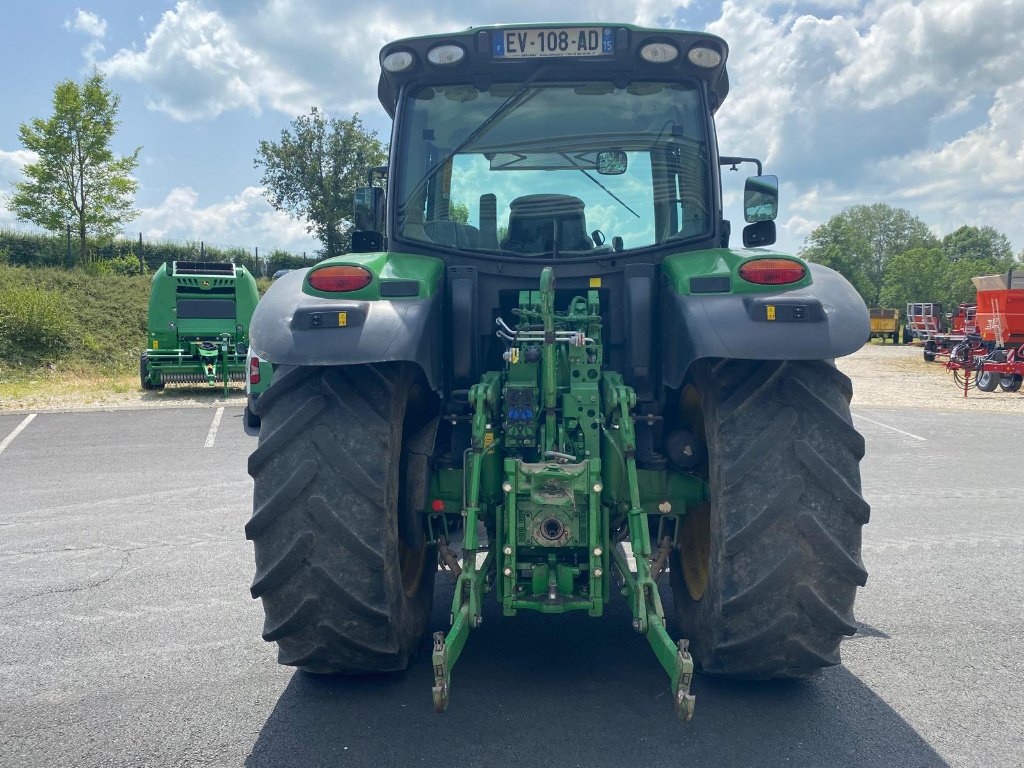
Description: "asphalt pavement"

(0, 405), (1021, 767)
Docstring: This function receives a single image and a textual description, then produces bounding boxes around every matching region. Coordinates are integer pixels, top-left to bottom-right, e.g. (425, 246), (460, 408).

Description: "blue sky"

(1, 0), (1023, 257)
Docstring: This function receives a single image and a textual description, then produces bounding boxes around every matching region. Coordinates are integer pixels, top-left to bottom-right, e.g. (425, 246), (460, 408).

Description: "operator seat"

(500, 194), (593, 254)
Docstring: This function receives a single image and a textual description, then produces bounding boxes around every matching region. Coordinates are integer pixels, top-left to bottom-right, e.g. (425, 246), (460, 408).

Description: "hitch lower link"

(429, 379), (697, 721)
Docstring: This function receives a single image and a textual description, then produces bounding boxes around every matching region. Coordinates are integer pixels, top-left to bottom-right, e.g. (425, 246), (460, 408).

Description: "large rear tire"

(670, 359), (869, 679)
(246, 363), (435, 673)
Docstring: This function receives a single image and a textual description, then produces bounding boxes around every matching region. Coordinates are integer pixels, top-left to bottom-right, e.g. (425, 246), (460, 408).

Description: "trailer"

(946, 342), (1024, 396)
(942, 271), (1024, 395)
(909, 302), (981, 362)
(868, 308), (901, 343)
(973, 270), (1024, 347)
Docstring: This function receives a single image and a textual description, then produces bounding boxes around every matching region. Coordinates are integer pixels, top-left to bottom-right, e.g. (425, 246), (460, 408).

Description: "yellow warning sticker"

(483, 432), (494, 449)
(152, 340), (159, 349)
(510, 347), (520, 364)
(338, 312), (347, 327)
(589, 277), (602, 288)
(766, 305), (776, 321)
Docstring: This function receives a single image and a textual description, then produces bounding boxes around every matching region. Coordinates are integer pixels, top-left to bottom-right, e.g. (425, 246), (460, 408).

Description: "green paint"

(662, 248), (812, 295)
(301, 251), (444, 300)
(429, 267), (700, 718)
(144, 261), (258, 390)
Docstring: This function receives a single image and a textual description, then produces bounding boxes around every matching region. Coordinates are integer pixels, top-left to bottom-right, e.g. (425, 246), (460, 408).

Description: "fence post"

(66, 224), (72, 269)
(255, 246), (260, 276)
(201, 241), (205, 259)
(138, 232), (144, 273)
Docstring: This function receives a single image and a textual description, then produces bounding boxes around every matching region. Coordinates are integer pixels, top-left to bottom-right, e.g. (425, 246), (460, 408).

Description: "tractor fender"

(661, 262), (869, 388)
(249, 268), (442, 390)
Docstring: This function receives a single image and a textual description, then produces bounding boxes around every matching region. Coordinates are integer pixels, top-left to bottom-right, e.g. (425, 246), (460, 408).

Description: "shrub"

(0, 282), (77, 362)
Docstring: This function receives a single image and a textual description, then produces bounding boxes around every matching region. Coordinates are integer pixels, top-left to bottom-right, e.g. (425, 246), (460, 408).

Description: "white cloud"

(136, 185), (320, 253)
(0, 149), (39, 221)
(65, 9), (107, 38)
(64, 8), (108, 64)
(83, 0), (1024, 254)
(102, 2), (310, 121)
(99, 0), (697, 122)
(0, 148), (38, 180)
(708, 0), (1024, 253)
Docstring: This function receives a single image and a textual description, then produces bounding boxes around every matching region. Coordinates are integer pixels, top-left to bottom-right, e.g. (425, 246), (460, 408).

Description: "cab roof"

(376, 23), (730, 117)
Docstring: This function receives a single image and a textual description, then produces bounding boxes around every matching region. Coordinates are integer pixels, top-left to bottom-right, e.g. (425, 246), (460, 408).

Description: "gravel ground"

(2, 342), (1021, 414)
(838, 343), (1024, 413)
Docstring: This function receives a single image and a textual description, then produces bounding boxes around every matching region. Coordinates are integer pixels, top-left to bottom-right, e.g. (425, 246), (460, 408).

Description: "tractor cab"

(354, 24), (776, 262)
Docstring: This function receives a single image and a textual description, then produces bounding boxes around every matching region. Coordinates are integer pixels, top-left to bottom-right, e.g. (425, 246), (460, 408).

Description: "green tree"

(11, 71), (140, 267)
(255, 109), (386, 258)
(941, 225), (1015, 268)
(450, 200), (470, 224)
(878, 247), (947, 312)
(799, 203), (937, 306)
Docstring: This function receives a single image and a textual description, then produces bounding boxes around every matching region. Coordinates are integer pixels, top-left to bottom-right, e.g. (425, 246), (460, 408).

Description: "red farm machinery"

(943, 271), (1024, 395)
(906, 302), (980, 362)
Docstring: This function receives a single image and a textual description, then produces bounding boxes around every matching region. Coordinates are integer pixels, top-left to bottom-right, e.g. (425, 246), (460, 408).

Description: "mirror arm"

(718, 155), (762, 176)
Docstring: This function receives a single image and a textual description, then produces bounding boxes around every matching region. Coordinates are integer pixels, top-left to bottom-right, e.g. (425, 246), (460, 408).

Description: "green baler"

(141, 261), (259, 394)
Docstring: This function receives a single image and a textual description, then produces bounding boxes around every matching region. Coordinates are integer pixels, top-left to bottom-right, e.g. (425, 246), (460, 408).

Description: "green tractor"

(245, 23), (870, 720)
(141, 260), (259, 395)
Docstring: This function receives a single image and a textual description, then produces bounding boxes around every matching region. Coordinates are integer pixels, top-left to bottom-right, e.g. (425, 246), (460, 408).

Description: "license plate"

(493, 27), (614, 59)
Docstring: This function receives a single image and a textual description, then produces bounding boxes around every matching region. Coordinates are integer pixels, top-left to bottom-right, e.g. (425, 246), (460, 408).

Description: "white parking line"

(852, 412), (926, 441)
(204, 407), (225, 448)
(0, 414), (37, 456)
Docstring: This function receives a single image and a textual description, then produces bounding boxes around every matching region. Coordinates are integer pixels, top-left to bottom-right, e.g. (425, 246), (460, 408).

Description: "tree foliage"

(941, 225), (1015, 266)
(799, 203), (937, 306)
(255, 109), (386, 258)
(804, 212), (1024, 312)
(11, 71), (140, 267)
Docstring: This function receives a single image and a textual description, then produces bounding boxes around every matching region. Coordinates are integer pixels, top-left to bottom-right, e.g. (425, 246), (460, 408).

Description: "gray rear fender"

(662, 262), (869, 388)
(248, 268), (442, 390)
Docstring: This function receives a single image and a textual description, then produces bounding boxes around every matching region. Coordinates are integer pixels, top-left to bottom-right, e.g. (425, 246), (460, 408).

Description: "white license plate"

(493, 27), (614, 59)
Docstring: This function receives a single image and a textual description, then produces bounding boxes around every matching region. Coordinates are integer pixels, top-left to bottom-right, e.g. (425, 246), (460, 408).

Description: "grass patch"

(0, 263), (150, 373)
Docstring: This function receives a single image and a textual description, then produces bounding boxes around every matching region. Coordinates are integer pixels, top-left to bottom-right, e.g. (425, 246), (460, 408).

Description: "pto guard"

(248, 268), (443, 389)
(662, 262), (869, 388)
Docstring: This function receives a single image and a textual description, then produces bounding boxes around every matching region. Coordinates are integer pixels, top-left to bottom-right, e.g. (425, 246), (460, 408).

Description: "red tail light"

(249, 356), (260, 385)
(308, 265), (372, 292)
(738, 258), (806, 285)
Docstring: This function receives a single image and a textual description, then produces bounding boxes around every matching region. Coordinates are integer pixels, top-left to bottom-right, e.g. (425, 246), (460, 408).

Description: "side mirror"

(742, 220), (776, 248)
(352, 186), (385, 253)
(353, 186), (385, 233)
(596, 150), (627, 175)
(743, 174), (778, 223)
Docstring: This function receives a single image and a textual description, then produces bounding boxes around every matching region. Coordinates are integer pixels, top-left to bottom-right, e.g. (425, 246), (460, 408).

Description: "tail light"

(738, 258), (806, 285)
(308, 265), (372, 292)
(249, 356), (260, 385)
